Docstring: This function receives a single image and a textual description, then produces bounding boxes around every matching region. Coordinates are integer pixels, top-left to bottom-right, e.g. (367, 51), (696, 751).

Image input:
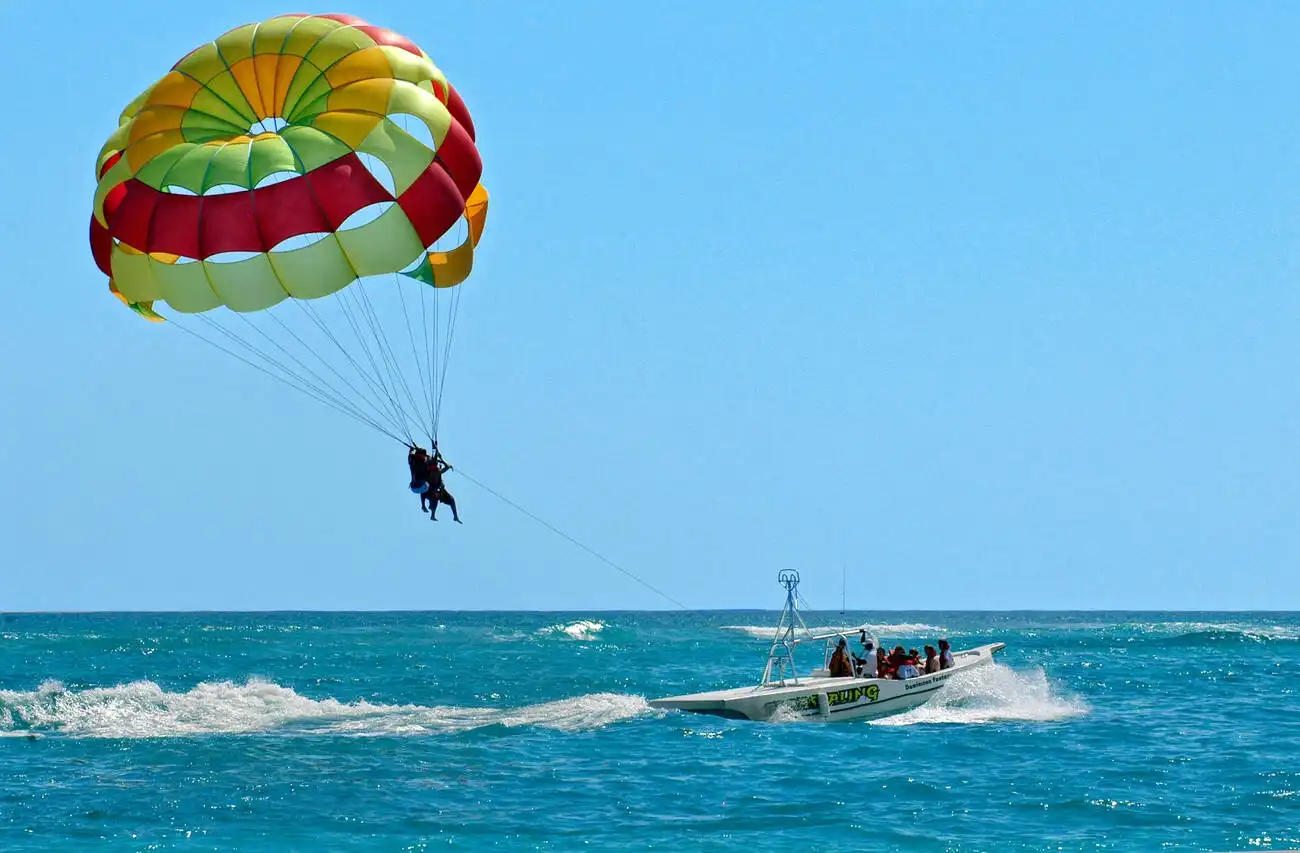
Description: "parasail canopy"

(89, 12), (489, 446)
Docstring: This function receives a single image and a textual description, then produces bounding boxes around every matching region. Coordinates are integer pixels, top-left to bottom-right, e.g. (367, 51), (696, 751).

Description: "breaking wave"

(0, 679), (654, 739)
(537, 620), (606, 641)
(721, 623), (947, 641)
(869, 663), (1088, 727)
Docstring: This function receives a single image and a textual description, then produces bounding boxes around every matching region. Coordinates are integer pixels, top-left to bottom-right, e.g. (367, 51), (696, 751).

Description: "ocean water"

(2, 610), (1298, 852)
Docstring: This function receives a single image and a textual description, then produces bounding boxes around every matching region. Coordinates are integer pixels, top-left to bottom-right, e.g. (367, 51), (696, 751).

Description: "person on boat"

(923, 645), (940, 674)
(857, 637), (878, 678)
(829, 638), (854, 678)
(896, 649), (922, 680)
(425, 446), (462, 523)
(886, 646), (916, 678)
(407, 445), (432, 512)
(878, 647), (899, 681)
(938, 639), (954, 669)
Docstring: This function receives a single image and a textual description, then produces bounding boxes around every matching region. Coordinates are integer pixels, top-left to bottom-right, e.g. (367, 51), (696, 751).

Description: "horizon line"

(4, 608), (1298, 615)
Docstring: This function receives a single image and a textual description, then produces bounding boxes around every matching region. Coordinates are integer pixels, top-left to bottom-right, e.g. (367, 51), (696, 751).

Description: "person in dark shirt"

(426, 447), (462, 524)
(407, 445), (432, 512)
(828, 638), (854, 678)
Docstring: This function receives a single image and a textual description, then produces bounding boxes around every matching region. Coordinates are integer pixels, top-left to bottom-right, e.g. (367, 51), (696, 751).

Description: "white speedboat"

(649, 570), (1005, 722)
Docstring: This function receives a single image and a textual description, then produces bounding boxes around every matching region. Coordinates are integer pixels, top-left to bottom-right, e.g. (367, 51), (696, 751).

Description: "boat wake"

(0, 679), (654, 739)
(868, 663), (1088, 726)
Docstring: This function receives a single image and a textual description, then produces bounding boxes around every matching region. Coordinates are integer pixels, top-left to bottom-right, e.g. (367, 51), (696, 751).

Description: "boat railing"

(813, 626), (883, 675)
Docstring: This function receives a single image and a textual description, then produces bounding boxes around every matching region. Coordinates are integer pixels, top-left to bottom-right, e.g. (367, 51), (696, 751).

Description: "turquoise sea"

(2, 610), (1298, 851)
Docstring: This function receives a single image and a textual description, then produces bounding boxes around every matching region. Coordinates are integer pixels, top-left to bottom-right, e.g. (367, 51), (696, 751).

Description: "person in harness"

(425, 445), (462, 524)
(407, 445), (432, 512)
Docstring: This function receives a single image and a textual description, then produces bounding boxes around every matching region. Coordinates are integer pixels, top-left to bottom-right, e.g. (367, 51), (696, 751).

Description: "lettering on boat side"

(827, 684), (880, 706)
(768, 684), (883, 715)
(904, 668), (961, 691)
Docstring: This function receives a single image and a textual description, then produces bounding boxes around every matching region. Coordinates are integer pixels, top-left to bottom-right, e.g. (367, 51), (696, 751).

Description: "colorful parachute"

(89, 13), (489, 445)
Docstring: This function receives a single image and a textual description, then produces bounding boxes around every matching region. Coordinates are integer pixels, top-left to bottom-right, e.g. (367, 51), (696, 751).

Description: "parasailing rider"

(407, 445), (433, 513)
(425, 444), (462, 524)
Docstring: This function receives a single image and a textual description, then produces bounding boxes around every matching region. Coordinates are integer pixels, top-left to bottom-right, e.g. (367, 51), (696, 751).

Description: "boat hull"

(649, 642), (1005, 723)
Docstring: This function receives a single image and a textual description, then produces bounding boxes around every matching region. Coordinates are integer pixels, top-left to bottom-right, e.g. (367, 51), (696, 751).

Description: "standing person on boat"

(857, 631), (878, 678)
(859, 641), (878, 678)
(829, 638), (854, 677)
(938, 639), (954, 669)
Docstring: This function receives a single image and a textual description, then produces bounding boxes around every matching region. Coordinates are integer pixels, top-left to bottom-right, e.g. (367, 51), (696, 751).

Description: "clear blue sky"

(1, 2), (1297, 611)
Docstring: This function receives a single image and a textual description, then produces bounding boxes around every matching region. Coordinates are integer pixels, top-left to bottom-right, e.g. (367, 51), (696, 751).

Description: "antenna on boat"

(840, 562), (846, 616)
(761, 569), (813, 687)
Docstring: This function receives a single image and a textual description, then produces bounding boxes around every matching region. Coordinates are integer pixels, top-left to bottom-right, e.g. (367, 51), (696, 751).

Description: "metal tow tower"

(759, 569), (813, 687)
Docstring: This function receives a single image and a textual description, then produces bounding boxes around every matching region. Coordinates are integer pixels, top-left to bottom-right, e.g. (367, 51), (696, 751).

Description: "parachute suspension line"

(354, 280), (425, 435)
(257, 307), (404, 436)
(433, 283), (464, 441)
(452, 468), (692, 611)
(166, 312), (406, 443)
(358, 283), (427, 445)
(337, 286), (412, 442)
(290, 296), (414, 437)
(228, 310), (403, 436)
(192, 312), (369, 423)
(394, 274), (435, 445)
(190, 313), (405, 441)
(330, 287), (418, 445)
(419, 279), (436, 446)
(429, 278), (440, 440)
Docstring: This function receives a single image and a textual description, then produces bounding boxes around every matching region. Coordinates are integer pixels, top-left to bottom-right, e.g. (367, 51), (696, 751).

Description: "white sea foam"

(1124, 621), (1299, 642)
(868, 663), (1088, 727)
(0, 679), (654, 739)
(536, 620), (606, 641)
(721, 623), (947, 641)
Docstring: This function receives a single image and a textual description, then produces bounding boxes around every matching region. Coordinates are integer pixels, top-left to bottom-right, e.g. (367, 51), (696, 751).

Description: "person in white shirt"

(857, 632), (878, 678)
